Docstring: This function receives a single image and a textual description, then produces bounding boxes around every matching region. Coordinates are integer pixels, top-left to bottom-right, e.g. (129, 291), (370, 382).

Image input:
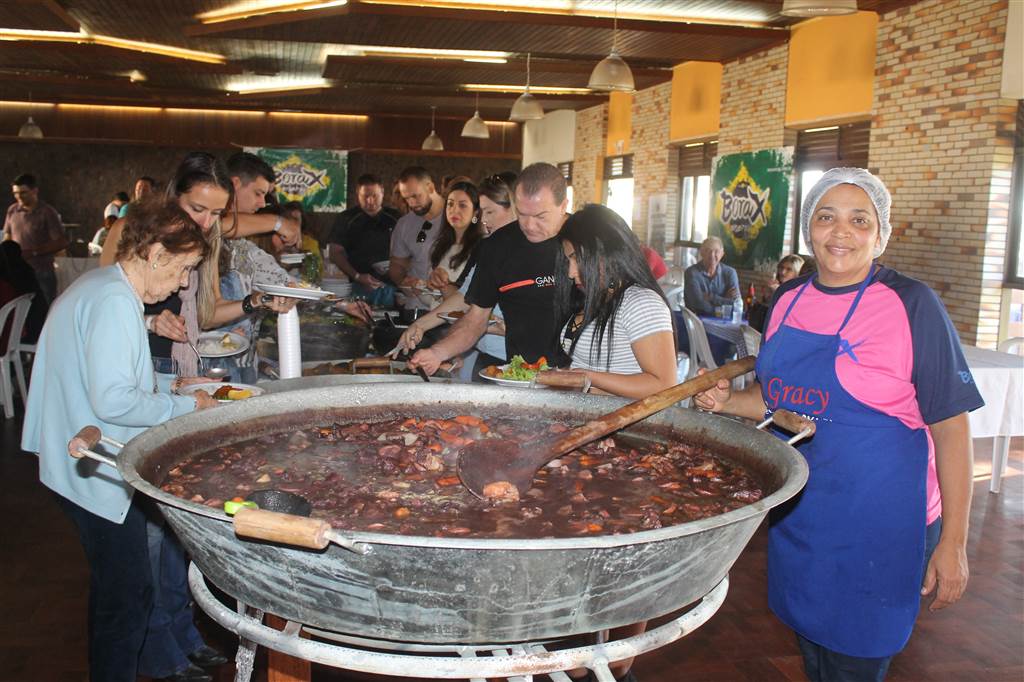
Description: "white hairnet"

(801, 167), (892, 258)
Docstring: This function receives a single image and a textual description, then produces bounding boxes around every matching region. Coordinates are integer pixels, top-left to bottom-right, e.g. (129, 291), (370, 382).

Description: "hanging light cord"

(612, 0), (619, 53)
(526, 52), (532, 90)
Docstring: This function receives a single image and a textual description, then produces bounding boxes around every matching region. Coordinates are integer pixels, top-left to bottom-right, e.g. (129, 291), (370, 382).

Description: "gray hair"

(700, 236), (724, 253)
(801, 167), (892, 257)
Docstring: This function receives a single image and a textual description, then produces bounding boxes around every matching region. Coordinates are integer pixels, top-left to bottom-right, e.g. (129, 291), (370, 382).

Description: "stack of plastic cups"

(278, 306), (303, 379)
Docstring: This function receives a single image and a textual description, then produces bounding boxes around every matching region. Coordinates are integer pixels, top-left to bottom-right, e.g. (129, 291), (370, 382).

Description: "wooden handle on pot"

(352, 357), (393, 370)
(533, 371), (589, 390)
(69, 425), (102, 458)
(554, 356), (757, 454)
(233, 508), (330, 550)
(771, 409), (817, 437)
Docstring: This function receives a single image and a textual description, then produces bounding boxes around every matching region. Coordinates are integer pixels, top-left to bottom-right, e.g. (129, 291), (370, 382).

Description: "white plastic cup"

(278, 306), (302, 379)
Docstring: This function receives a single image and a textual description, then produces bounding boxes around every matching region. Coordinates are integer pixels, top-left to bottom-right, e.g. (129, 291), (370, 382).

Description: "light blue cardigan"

(21, 265), (196, 523)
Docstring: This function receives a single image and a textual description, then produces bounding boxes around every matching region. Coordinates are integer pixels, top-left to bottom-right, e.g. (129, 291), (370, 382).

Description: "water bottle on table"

(731, 297), (744, 324)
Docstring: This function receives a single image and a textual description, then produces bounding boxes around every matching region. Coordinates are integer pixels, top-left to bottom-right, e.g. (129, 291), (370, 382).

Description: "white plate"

(439, 312), (498, 326)
(196, 331), (249, 358)
(279, 253), (308, 265)
(477, 365), (547, 388)
(253, 282), (333, 300)
(178, 382), (264, 401)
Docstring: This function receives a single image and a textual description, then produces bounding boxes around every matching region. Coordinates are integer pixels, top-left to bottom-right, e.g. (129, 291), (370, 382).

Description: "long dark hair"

(166, 152), (233, 201)
(555, 204), (671, 369)
(430, 178), (483, 272)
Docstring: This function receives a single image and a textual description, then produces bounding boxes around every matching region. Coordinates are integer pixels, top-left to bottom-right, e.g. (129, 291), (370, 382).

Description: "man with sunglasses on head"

(389, 166), (443, 310)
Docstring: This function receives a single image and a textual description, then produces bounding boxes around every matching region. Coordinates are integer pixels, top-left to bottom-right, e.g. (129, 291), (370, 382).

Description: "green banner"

(710, 148), (793, 270)
(245, 147), (348, 212)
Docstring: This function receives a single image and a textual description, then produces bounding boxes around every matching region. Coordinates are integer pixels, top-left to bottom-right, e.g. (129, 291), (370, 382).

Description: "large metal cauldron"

(117, 383), (807, 644)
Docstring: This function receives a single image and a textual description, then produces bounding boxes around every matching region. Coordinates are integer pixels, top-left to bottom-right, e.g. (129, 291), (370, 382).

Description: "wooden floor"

(1, 412), (1021, 682)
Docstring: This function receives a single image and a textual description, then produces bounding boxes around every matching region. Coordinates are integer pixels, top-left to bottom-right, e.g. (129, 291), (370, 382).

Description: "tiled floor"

(1, 413), (1021, 682)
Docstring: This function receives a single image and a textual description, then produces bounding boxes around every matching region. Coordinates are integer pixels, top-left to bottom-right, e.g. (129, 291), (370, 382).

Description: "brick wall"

(871, 0), (1012, 347)
(629, 82), (675, 246)
(718, 45), (789, 156)
(572, 104), (608, 209)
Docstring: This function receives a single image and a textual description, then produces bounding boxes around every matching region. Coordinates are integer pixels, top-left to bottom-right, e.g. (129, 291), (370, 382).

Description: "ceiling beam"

(322, 54), (673, 79)
(346, 1), (787, 40)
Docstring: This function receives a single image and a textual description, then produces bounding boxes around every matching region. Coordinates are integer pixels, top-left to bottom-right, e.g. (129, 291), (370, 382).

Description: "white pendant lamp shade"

(589, 0), (635, 93)
(421, 106), (444, 150)
(509, 53), (544, 122)
(780, 0), (857, 17)
(18, 115), (43, 139)
(509, 90), (544, 122)
(588, 50), (635, 92)
(461, 94), (490, 138)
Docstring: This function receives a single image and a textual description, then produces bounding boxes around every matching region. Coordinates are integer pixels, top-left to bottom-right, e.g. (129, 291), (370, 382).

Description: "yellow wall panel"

(786, 11), (877, 126)
(605, 91), (633, 156)
(669, 61), (722, 142)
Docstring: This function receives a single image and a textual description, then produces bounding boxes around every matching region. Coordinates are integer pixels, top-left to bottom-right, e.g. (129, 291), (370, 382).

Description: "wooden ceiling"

(0, 0), (920, 120)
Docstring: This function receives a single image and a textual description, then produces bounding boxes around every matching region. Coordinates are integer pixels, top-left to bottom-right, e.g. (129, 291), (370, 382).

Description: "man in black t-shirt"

(410, 163), (569, 373)
(328, 173), (400, 297)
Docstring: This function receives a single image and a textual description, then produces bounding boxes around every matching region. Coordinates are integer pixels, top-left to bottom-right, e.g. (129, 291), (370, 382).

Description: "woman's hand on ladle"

(692, 368), (732, 413)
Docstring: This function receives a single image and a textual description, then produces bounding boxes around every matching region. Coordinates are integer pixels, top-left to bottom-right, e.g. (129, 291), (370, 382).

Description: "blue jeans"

(796, 518), (943, 682)
(56, 494), (153, 682)
(137, 511), (206, 678)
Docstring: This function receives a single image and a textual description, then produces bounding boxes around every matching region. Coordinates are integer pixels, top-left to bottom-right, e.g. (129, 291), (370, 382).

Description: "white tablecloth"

(55, 256), (100, 295)
(962, 345), (1024, 439)
(962, 345), (1023, 493)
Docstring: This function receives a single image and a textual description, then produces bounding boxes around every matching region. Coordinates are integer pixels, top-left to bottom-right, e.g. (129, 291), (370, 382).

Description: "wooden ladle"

(457, 356), (757, 501)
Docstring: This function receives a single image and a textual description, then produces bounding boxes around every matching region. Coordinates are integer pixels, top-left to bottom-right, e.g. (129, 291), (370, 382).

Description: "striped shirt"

(565, 286), (673, 373)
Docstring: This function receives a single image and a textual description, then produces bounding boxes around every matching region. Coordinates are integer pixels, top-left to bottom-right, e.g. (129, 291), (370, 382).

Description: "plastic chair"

(663, 285), (684, 311)
(678, 307), (718, 380)
(0, 293), (34, 418)
(738, 324), (762, 388)
(997, 337), (1024, 356)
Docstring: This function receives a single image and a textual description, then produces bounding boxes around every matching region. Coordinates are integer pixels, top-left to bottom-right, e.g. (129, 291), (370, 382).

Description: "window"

(1006, 101), (1024, 288)
(558, 161), (575, 211)
(676, 141), (718, 247)
(603, 154), (634, 227)
(791, 121), (870, 255)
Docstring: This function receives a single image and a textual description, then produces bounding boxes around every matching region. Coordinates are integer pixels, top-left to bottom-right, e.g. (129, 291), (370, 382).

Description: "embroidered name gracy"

(765, 376), (830, 415)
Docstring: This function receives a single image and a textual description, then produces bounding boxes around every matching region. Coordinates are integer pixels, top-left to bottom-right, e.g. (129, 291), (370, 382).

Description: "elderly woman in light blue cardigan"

(21, 200), (215, 682)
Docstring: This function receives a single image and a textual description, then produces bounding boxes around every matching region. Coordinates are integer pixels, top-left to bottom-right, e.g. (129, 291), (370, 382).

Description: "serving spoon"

(457, 356), (765, 501)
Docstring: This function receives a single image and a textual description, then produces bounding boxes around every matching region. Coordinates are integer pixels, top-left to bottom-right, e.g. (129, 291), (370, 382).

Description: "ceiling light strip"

(197, 0), (348, 25)
(0, 28), (226, 64)
(463, 84), (592, 95)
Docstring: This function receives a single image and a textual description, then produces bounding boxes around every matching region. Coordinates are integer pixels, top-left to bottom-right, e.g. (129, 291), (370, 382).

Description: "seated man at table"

(683, 236), (739, 316)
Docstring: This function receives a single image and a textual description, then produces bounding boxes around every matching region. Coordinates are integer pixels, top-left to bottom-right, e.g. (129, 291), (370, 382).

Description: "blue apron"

(756, 266), (929, 658)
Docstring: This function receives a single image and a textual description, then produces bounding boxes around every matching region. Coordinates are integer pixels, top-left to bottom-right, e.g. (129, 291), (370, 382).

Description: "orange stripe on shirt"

(498, 279), (536, 293)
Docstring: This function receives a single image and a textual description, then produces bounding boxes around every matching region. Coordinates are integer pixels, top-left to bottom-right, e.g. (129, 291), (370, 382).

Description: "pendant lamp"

(18, 116), (43, 139)
(461, 93), (490, 139)
(421, 106), (444, 151)
(588, 0), (635, 92)
(509, 53), (544, 122)
(780, 0), (857, 17)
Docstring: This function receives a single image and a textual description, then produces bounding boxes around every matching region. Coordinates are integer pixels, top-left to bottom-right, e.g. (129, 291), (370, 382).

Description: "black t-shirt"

(328, 207), (399, 274)
(466, 222), (561, 364)
(144, 293), (182, 358)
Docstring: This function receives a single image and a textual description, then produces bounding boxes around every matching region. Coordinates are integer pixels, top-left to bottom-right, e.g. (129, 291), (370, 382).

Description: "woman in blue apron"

(695, 168), (982, 681)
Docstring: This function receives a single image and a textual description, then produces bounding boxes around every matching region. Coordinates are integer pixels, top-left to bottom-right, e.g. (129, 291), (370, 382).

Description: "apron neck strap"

(779, 263), (877, 332)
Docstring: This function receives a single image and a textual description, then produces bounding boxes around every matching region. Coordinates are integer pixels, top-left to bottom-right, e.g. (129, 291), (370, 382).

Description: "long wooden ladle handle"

(553, 356), (756, 454)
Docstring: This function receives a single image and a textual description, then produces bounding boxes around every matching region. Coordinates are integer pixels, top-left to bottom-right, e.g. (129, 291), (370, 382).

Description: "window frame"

(675, 141), (717, 248)
(1005, 101), (1024, 289)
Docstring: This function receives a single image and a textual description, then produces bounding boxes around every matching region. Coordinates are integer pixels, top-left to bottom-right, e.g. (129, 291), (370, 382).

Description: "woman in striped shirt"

(554, 203), (677, 399)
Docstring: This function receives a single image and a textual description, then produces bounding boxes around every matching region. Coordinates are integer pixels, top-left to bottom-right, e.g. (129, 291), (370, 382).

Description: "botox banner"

(710, 148), (793, 270)
(245, 147), (348, 212)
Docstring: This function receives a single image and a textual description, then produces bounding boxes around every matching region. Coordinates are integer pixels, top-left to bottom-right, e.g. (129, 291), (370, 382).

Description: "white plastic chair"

(997, 337), (1024, 356)
(738, 324), (762, 388)
(678, 306), (718, 380)
(663, 286), (685, 311)
(0, 293), (34, 418)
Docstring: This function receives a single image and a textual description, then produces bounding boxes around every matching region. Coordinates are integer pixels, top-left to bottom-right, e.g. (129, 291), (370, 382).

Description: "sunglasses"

(416, 220), (433, 243)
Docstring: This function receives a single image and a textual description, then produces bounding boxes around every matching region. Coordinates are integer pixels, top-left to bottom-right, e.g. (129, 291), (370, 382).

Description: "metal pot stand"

(188, 562), (728, 682)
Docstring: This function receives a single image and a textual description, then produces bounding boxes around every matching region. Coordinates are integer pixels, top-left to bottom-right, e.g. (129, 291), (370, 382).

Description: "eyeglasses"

(416, 220), (433, 243)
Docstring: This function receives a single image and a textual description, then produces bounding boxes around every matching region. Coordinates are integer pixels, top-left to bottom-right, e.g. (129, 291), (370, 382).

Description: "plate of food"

(178, 382), (264, 402)
(253, 282), (333, 301)
(438, 310), (499, 326)
(478, 354), (549, 387)
(196, 331), (249, 358)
